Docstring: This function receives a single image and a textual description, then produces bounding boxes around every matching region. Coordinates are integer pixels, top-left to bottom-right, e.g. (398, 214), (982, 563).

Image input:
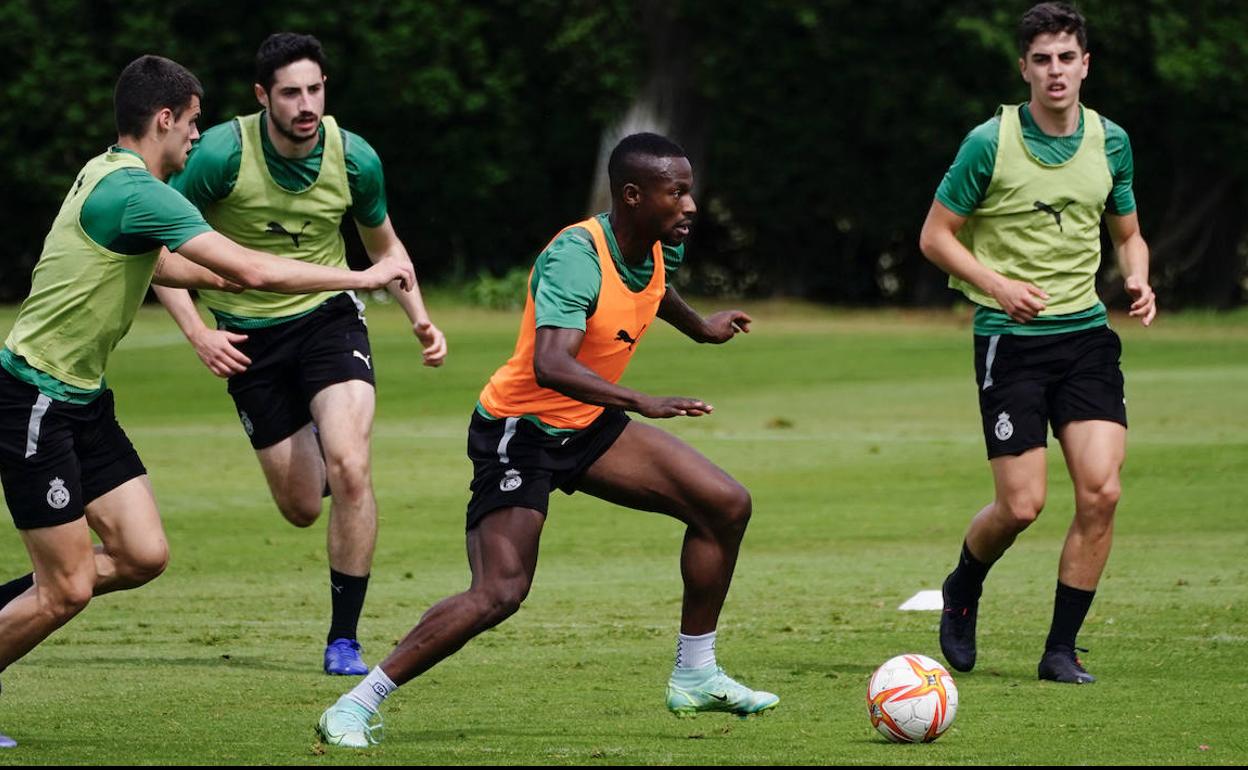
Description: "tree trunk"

(586, 1), (704, 216)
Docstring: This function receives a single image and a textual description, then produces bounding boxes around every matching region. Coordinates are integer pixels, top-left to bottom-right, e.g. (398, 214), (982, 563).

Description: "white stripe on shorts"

(982, 334), (1001, 391)
(346, 290), (367, 324)
(497, 417), (519, 464)
(25, 394), (52, 458)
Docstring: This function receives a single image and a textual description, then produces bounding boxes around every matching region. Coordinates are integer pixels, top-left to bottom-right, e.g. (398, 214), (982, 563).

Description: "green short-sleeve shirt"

(532, 213), (684, 330)
(936, 103), (1135, 218)
(169, 115), (388, 227)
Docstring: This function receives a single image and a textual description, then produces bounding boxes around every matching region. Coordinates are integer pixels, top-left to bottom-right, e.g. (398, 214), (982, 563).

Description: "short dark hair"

(256, 32), (327, 91)
(1018, 2), (1088, 56)
(114, 55), (203, 139)
(607, 133), (688, 196)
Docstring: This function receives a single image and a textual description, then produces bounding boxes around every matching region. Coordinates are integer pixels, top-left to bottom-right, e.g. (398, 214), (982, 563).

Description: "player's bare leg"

(1037, 420), (1125, 684)
(941, 448), (1047, 672)
(318, 507), (544, 747)
(578, 422), (778, 717)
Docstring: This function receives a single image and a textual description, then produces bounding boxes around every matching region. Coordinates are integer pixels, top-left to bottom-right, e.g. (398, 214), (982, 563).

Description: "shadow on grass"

(37, 654), (312, 674)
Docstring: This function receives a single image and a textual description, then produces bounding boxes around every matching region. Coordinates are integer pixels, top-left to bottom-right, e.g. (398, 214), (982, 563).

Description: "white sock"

(345, 666), (398, 713)
(675, 631), (717, 670)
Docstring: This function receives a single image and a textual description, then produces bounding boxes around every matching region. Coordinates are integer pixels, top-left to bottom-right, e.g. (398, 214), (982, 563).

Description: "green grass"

(0, 299), (1244, 765)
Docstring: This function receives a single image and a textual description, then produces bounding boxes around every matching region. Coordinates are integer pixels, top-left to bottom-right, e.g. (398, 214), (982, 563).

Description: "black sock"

(1045, 581), (1096, 652)
(945, 541), (992, 604)
(327, 569), (369, 644)
(0, 574), (34, 611)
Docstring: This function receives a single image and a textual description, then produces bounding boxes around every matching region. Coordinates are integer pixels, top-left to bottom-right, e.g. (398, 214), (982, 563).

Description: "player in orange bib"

(316, 133), (778, 747)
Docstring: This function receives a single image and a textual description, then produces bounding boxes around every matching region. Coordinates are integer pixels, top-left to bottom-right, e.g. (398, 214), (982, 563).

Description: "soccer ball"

(866, 653), (958, 743)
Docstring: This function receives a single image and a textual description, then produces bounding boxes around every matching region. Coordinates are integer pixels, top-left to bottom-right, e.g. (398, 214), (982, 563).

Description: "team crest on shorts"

(47, 477), (70, 510)
(994, 412), (1014, 441)
(239, 410), (254, 437)
(499, 469), (522, 492)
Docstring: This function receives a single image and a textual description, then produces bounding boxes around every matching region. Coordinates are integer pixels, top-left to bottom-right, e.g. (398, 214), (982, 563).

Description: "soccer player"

(918, 2), (1156, 684)
(315, 132), (778, 747)
(152, 33), (447, 676)
(0, 54), (412, 747)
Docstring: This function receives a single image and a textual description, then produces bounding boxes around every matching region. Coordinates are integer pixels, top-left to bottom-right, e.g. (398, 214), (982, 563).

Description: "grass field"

(0, 297), (1244, 765)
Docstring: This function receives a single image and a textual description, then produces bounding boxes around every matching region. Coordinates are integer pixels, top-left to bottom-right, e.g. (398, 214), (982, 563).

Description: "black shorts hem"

(305, 374), (376, 402)
(466, 501), (550, 532)
(985, 439), (1048, 460)
(1052, 413), (1128, 431)
(13, 507), (86, 531)
(82, 463), (148, 507)
(247, 420), (313, 451)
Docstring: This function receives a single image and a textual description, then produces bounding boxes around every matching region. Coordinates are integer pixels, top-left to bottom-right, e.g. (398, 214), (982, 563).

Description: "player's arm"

(355, 215), (446, 367)
(533, 326), (712, 419)
(175, 230), (413, 294)
(136, 171), (415, 294)
(529, 232), (709, 418)
(152, 248), (243, 291)
(1106, 211), (1156, 326)
(918, 200), (1049, 323)
(152, 284), (251, 378)
(657, 285), (751, 343)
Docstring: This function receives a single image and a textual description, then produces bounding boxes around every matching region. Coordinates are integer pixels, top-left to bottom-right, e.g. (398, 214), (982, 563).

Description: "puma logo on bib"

(265, 220), (311, 247)
(616, 329), (639, 349)
(1033, 200), (1071, 232)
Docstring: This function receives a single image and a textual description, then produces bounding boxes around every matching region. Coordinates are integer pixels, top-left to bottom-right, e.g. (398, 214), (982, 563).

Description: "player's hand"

(414, 320), (447, 367)
(989, 277), (1048, 323)
(637, 396), (714, 419)
(701, 310), (752, 343)
(189, 328), (250, 378)
(361, 259), (415, 292)
(1125, 275), (1156, 327)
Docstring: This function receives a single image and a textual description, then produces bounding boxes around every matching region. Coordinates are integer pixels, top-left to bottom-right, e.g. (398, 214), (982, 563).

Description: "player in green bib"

(0, 55), (413, 748)
(153, 33), (447, 677)
(919, 3), (1156, 685)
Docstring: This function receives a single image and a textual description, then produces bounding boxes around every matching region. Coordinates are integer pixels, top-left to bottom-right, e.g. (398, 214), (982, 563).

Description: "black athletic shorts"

(464, 408), (630, 530)
(223, 293), (375, 449)
(974, 325), (1127, 459)
(0, 369), (146, 529)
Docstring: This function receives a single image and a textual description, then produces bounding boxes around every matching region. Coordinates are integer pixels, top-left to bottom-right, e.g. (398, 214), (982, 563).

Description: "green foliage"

(461, 265), (530, 310)
(1, 2), (1245, 306)
(334, 1), (642, 279)
(679, 0), (1248, 306)
(0, 0), (642, 298)
(680, 0), (1020, 302)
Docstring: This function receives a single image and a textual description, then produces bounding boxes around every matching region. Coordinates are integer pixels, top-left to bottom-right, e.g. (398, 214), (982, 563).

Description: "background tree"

(0, 0), (1243, 308)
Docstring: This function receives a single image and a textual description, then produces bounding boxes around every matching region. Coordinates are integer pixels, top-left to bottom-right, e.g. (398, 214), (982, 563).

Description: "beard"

(271, 113), (320, 144)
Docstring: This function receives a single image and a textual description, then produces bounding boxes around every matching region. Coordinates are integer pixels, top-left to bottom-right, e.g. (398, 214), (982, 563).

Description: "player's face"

(164, 95), (201, 176)
(1020, 31), (1088, 114)
(258, 58), (326, 144)
(641, 157), (697, 247)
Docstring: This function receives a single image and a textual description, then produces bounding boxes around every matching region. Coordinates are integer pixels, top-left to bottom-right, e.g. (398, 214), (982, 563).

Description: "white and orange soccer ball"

(866, 653), (959, 743)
